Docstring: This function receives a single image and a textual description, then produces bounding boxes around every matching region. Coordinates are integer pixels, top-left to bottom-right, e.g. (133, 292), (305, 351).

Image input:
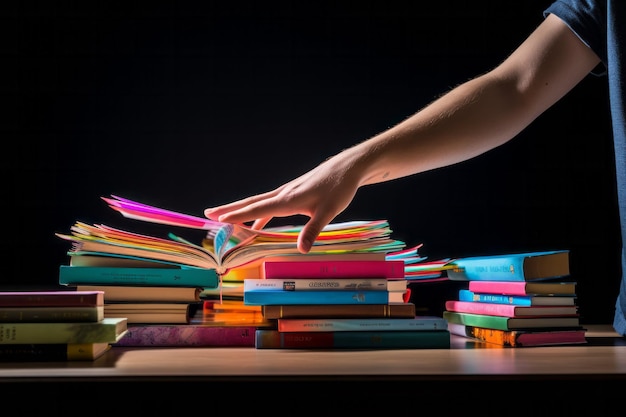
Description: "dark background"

(3, 1), (620, 324)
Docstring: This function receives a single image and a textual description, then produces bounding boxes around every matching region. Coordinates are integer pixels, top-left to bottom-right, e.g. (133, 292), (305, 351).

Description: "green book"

(442, 311), (580, 331)
(0, 318), (128, 344)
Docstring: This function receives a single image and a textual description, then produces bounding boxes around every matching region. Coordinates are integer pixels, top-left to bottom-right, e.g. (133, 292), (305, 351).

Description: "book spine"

(445, 300), (577, 317)
(467, 281), (531, 295)
(261, 260), (406, 279)
(277, 317), (448, 332)
(244, 290), (391, 306)
(0, 343), (110, 361)
(261, 303), (417, 319)
(0, 291), (104, 307)
(255, 330), (451, 349)
(58, 266), (219, 288)
(76, 286), (201, 303)
(114, 325), (257, 347)
(0, 306), (104, 322)
(243, 278), (389, 292)
(447, 256), (527, 281)
(458, 289), (532, 305)
(0, 318), (126, 344)
(447, 322), (520, 346)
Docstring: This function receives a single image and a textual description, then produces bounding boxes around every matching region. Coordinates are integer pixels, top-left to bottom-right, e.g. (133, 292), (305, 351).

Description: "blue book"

(255, 329), (451, 349)
(446, 250), (570, 282)
(243, 289), (391, 305)
(458, 289), (576, 306)
(58, 265), (219, 289)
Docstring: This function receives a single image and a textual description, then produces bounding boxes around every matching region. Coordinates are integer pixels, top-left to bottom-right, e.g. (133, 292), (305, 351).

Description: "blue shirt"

(544, 0), (626, 335)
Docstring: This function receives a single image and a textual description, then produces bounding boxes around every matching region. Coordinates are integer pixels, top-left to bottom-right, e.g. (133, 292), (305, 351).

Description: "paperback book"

(0, 291), (104, 307)
(467, 280), (577, 296)
(244, 289), (402, 305)
(0, 306), (104, 322)
(114, 324), (260, 347)
(243, 278), (407, 292)
(0, 343), (111, 361)
(103, 302), (204, 324)
(0, 317), (128, 344)
(443, 311), (580, 331)
(261, 302), (417, 319)
(447, 322), (587, 347)
(255, 329), (451, 349)
(75, 285), (202, 303)
(260, 260), (406, 279)
(458, 289), (576, 306)
(444, 300), (578, 317)
(277, 316), (448, 332)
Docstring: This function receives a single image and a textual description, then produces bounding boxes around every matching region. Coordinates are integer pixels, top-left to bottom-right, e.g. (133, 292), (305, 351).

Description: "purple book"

(113, 325), (258, 347)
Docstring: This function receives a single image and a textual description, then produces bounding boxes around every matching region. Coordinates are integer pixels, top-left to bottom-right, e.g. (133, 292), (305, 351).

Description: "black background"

(3, 1), (620, 324)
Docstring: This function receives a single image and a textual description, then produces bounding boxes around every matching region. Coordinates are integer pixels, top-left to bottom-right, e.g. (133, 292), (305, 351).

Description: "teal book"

(277, 316), (448, 332)
(443, 311), (580, 331)
(446, 250), (570, 282)
(58, 265), (219, 289)
(255, 329), (451, 349)
(243, 290), (391, 306)
(458, 289), (576, 306)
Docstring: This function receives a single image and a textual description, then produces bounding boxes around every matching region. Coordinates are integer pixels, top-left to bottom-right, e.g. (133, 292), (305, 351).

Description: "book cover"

(261, 260), (406, 279)
(59, 265), (219, 289)
(445, 300), (578, 317)
(467, 281), (577, 296)
(0, 343), (111, 361)
(261, 302), (417, 319)
(243, 278), (400, 291)
(244, 289), (395, 306)
(255, 329), (451, 349)
(113, 324), (259, 347)
(75, 285), (202, 302)
(446, 250), (570, 282)
(0, 317), (128, 344)
(447, 323), (587, 347)
(277, 316), (448, 332)
(443, 311), (580, 330)
(458, 289), (576, 306)
(0, 306), (104, 322)
(55, 195), (406, 276)
(0, 291), (104, 307)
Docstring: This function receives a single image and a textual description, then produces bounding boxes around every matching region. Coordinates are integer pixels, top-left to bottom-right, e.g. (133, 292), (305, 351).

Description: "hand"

(205, 151), (365, 253)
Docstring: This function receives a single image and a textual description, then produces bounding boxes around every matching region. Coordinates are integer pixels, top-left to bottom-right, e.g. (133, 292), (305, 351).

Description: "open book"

(56, 195), (407, 276)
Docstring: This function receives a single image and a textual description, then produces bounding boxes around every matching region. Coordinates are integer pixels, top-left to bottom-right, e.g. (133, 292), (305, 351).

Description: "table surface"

(1, 324), (624, 382)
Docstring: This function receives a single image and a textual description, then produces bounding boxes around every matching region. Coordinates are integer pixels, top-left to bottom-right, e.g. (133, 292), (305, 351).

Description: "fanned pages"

(56, 195), (406, 276)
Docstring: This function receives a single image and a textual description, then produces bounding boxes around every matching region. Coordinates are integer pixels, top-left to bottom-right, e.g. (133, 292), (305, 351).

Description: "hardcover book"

(458, 289), (576, 306)
(446, 250), (570, 282)
(467, 280), (577, 296)
(244, 289), (399, 305)
(75, 285), (202, 303)
(0, 317), (128, 344)
(243, 278), (406, 292)
(55, 195), (406, 276)
(277, 316), (448, 332)
(114, 324), (259, 347)
(0, 291), (104, 307)
(444, 300), (578, 317)
(443, 311), (580, 331)
(59, 265), (219, 289)
(0, 343), (111, 361)
(255, 329), (451, 349)
(447, 322), (587, 347)
(261, 302), (417, 319)
(260, 260), (406, 279)
(0, 306), (104, 322)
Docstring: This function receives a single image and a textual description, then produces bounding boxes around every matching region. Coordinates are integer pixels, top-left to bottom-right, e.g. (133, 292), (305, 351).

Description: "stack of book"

(442, 250), (587, 347)
(55, 195), (412, 347)
(243, 254), (451, 349)
(0, 290), (128, 361)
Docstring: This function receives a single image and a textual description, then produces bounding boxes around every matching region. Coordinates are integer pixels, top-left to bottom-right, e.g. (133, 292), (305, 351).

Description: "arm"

(205, 14), (600, 253)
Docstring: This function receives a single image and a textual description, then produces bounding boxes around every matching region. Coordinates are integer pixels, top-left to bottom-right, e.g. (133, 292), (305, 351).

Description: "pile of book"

(55, 195), (426, 348)
(442, 250), (587, 347)
(243, 251), (451, 349)
(0, 291), (127, 361)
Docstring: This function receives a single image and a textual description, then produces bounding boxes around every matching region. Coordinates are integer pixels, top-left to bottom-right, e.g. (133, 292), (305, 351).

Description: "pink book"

(261, 260), (406, 279)
(467, 281), (577, 296)
(445, 300), (578, 318)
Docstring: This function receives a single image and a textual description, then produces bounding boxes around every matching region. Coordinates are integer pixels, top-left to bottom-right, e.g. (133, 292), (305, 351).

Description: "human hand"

(205, 152), (364, 253)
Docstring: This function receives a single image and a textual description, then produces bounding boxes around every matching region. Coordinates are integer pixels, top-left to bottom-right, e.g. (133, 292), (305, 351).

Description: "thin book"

(243, 289), (403, 305)
(445, 300), (579, 317)
(261, 302), (417, 319)
(448, 322), (587, 347)
(277, 316), (448, 332)
(467, 280), (577, 296)
(443, 311), (580, 331)
(75, 285), (202, 303)
(0, 317), (128, 344)
(458, 289), (576, 306)
(243, 278), (407, 292)
(0, 291), (104, 307)
(0, 306), (104, 322)
(0, 343), (112, 361)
